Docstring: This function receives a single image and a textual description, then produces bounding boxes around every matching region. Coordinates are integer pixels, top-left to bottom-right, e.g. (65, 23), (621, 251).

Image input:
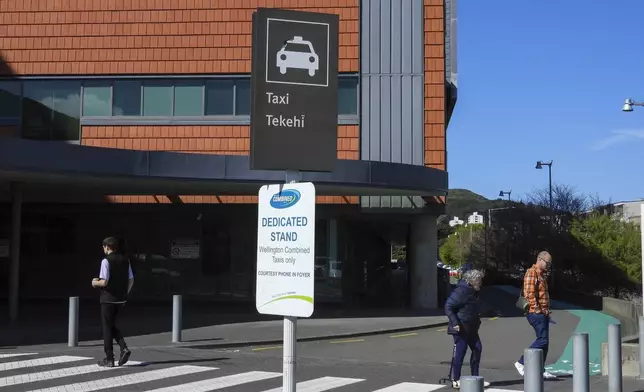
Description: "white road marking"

(25, 365), (213, 392)
(144, 370), (280, 391)
(487, 389), (524, 392)
(0, 361), (142, 387)
(372, 382), (447, 391)
(0, 353), (37, 359)
(0, 356), (90, 372)
(261, 376), (364, 392)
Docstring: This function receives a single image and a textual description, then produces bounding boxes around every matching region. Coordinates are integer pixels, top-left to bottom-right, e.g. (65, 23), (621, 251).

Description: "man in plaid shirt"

(514, 251), (557, 379)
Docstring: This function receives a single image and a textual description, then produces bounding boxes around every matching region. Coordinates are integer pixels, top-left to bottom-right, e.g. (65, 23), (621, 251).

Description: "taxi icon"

(276, 36), (319, 77)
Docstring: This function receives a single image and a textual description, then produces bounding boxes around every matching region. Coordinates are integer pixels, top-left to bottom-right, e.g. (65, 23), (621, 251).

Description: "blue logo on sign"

(270, 189), (301, 209)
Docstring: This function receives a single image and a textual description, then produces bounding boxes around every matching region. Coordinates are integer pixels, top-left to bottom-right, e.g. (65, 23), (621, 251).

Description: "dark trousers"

(101, 303), (128, 360)
(518, 313), (549, 369)
(451, 330), (482, 381)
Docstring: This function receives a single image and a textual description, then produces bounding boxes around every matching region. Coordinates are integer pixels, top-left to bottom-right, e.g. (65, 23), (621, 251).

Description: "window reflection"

(113, 80), (141, 116)
(0, 81), (21, 118)
(22, 80), (81, 141)
(205, 79), (234, 115)
(82, 82), (111, 116)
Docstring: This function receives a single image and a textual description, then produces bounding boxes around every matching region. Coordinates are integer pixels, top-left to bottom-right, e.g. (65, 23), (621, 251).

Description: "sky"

(447, 1), (644, 203)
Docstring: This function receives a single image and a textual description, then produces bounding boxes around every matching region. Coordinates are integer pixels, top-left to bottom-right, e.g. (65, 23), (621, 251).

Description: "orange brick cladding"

(424, 0), (445, 172)
(0, 0), (359, 75)
(82, 125), (359, 205)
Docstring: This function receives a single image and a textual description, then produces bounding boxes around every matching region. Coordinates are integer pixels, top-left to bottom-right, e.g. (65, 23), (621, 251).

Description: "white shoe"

(451, 380), (490, 389)
(514, 361), (525, 376)
(543, 371), (557, 379)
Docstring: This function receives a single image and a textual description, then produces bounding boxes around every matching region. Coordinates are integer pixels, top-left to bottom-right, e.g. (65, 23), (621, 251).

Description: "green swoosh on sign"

(260, 295), (313, 308)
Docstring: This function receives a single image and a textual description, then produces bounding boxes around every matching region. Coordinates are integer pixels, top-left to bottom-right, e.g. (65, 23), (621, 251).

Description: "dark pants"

(101, 303), (128, 360)
(518, 313), (549, 369)
(451, 330), (482, 381)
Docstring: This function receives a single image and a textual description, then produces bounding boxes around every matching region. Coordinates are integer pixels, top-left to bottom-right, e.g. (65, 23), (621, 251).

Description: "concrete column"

(409, 214), (438, 309)
(9, 182), (22, 323)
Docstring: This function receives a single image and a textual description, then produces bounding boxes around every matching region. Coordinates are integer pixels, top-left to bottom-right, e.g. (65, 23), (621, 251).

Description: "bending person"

(444, 269), (490, 389)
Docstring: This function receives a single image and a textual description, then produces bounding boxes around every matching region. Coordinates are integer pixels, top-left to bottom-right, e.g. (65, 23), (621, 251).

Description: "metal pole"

(460, 376), (484, 392)
(68, 296), (79, 347)
(282, 169), (300, 392)
(9, 182), (22, 323)
(172, 294), (182, 343)
(524, 348), (544, 392)
(608, 323), (622, 392)
(573, 333), (589, 392)
(283, 316), (297, 392)
(548, 164), (553, 210)
(639, 317), (644, 380)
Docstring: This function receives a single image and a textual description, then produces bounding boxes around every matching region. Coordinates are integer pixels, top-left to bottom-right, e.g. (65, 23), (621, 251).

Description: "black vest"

(100, 253), (131, 303)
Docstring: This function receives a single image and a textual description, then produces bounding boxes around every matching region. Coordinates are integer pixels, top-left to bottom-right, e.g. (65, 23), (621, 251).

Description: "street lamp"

(499, 190), (512, 202)
(535, 160), (553, 210)
(622, 98), (644, 112)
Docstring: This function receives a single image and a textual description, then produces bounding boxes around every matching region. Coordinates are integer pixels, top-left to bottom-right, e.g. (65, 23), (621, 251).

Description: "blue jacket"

(444, 279), (481, 334)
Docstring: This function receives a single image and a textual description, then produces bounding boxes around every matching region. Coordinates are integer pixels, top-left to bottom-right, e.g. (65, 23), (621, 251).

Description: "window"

(142, 80), (173, 116)
(113, 80), (141, 116)
(82, 82), (111, 116)
(0, 81), (21, 118)
(205, 80), (234, 115)
(174, 80), (204, 116)
(338, 77), (359, 115)
(7, 75), (359, 136)
(235, 79), (251, 116)
(22, 80), (81, 141)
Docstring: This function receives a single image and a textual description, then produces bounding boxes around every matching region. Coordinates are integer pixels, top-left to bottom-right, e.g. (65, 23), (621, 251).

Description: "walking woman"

(444, 269), (490, 389)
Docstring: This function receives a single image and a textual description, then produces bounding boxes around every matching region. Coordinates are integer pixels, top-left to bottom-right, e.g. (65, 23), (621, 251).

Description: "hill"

(442, 189), (507, 222)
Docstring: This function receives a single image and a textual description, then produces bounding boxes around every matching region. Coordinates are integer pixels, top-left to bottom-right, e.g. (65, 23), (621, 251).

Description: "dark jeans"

(451, 330), (482, 381)
(101, 303), (128, 360)
(518, 313), (549, 369)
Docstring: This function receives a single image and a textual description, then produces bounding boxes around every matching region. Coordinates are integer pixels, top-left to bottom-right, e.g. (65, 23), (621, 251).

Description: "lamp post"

(535, 160), (553, 210)
(622, 98), (644, 112)
(499, 190), (512, 202)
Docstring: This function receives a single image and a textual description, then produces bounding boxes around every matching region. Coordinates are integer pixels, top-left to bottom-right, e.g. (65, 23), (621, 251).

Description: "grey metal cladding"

(360, 0), (428, 210)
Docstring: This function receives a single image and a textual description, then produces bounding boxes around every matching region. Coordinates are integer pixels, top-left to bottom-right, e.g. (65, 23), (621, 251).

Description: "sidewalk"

(0, 300), (447, 351)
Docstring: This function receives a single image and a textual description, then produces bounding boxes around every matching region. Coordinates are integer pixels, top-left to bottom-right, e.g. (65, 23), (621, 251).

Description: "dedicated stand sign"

(256, 181), (315, 391)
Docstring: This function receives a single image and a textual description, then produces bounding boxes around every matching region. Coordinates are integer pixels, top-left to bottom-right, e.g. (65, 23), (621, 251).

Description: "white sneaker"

(543, 371), (557, 379)
(451, 380), (490, 389)
(514, 362), (525, 376)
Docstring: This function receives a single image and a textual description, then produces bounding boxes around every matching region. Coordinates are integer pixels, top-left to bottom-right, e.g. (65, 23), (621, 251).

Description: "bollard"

(172, 295), (182, 343)
(573, 333), (589, 392)
(524, 348), (544, 392)
(608, 323), (623, 392)
(460, 376), (484, 392)
(68, 297), (79, 347)
(639, 317), (644, 380)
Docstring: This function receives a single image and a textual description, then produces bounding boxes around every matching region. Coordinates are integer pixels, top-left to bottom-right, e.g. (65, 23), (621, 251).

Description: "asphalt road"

(0, 319), (583, 392)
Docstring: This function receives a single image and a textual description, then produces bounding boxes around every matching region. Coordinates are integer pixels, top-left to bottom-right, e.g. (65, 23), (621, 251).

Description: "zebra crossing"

(0, 351), (524, 391)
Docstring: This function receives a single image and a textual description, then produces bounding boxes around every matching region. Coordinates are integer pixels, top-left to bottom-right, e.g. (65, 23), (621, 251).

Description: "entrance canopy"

(0, 138), (448, 197)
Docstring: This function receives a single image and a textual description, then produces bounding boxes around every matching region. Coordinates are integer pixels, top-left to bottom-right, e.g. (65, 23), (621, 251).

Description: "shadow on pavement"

(0, 299), (444, 347)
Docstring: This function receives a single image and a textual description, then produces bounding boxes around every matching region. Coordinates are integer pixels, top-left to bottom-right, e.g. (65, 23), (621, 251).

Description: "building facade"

(0, 0), (457, 312)
(467, 212), (483, 225)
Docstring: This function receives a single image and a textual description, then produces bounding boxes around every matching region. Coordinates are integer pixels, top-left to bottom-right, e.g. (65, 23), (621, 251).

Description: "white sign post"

(257, 180), (315, 392)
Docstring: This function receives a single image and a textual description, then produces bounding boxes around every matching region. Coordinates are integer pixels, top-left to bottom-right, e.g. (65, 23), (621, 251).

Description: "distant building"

(449, 216), (464, 227)
(584, 200), (643, 226)
(468, 212), (484, 225)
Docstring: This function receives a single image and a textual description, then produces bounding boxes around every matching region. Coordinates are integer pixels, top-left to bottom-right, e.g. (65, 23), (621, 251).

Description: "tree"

(570, 213), (642, 283)
(439, 224), (484, 267)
